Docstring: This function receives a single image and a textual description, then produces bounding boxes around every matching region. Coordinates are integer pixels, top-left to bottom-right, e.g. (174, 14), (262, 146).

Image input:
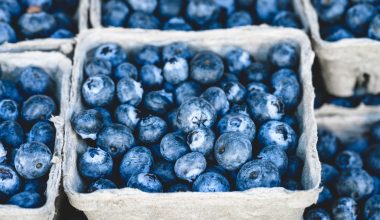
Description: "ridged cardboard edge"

(0, 0), (90, 55)
(63, 27), (321, 220)
(0, 52), (72, 220)
(301, 0), (380, 97)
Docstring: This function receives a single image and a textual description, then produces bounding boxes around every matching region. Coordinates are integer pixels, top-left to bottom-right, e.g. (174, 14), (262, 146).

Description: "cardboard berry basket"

(302, 0), (380, 97)
(0, 52), (71, 220)
(0, 0), (90, 55)
(89, 0), (310, 31)
(63, 27), (320, 220)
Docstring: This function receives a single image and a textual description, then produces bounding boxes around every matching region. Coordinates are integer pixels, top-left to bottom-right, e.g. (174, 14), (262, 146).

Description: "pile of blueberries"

(304, 125), (380, 219)
(0, 0), (79, 45)
(0, 66), (58, 208)
(101, 0), (302, 30)
(312, 0), (380, 41)
(71, 40), (306, 193)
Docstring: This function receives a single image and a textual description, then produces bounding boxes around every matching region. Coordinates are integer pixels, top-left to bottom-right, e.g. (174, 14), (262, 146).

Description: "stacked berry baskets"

(0, 52), (71, 220)
(63, 27), (320, 219)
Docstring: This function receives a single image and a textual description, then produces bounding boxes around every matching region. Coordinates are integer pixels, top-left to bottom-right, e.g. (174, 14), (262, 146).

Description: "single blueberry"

(222, 81), (247, 103)
(163, 17), (193, 31)
(336, 168), (374, 200)
(272, 11), (301, 28)
(159, 0), (182, 18)
(219, 73), (239, 87)
(268, 42), (299, 70)
(87, 178), (117, 193)
(94, 107), (113, 126)
(321, 163), (339, 187)
(317, 186), (333, 205)
(114, 62), (138, 81)
(246, 92), (285, 123)
(236, 159), (280, 191)
(127, 0), (157, 13)
(228, 103), (249, 116)
(0, 99), (18, 121)
(242, 62), (270, 83)
(17, 66), (52, 96)
(162, 42), (193, 62)
(82, 75), (115, 107)
(135, 45), (161, 66)
(50, 29), (74, 39)
(286, 155), (303, 180)
(200, 87), (229, 116)
(0, 0), (21, 17)
(84, 58), (112, 77)
(160, 131), (189, 161)
(0, 22), (16, 44)
(93, 43), (127, 67)
(23, 178), (46, 194)
(15, 142), (52, 179)
(143, 90), (174, 115)
(190, 51), (224, 85)
(335, 150), (363, 171)
(304, 208), (331, 220)
(271, 69), (301, 110)
(258, 120), (297, 152)
(225, 48), (252, 76)
(366, 147), (380, 176)
(71, 109), (103, 140)
(174, 81), (202, 106)
(369, 15), (380, 40)
(317, 128), (339, 162)
(96, 123), (135, 158)
(257, 145), (288, 176)
(116, 77), (143, 106)
(245, 82), (269, 94)
(102, 0), (129, 27)
(53, 12), (75, 31)
(0, 165), (20, 196)
(186, 0), (219, 26)
(345, 3), (376, 36)
(163, 57), (189, 85)
(128, 12), (160, 29)
(151, 160), (176, 185)
(187, 127), (215, 155)
(332, 197), (357, 220)
(312, 0), (348, 23)
(114, 104), (140, 130)
(22, 96), (56, 123)
(78, 147), (113, 180)
(176, 97), (216, 133)
(167, 183), (190, 192)
(119, 146), (154, 183)
(193, 171), (230, 192)
(214, 132), (252, 171)
(217, 113), (256, 141)
(364, 195), (380, 219)
(0, 121), (24, 148)
(8, 192), (43, 208)
(255, 0), (281, 23)
(174, 152), (207, 182)
(127, 173), (163, 192)
(27, 121), (56, 150)
(139, 64), (163, 88)
(2, 80), (23, 103)
(137, 116), (167, 144)
(227, 11), (253, 28)
(18, 12), (57, 39)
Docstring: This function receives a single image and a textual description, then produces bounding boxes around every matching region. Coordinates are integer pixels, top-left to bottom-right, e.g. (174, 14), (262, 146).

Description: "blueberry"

(217, 113), (256, 141)
(0, 142), (7, 164)
(325, 27), (354, 42)
(8, 192), (43, 208)
(312, 0), (348, 23)
(174, 152), (207, 182)
(345, 3), (376, 36)
(0, 99), (18, 121)
(258, 145), (288, 175)
(135, 45), (161, 66)
(242, 62), (270, 83)
(304, 208), (331, 220)
(0, 165), (20, 196)
(15, 142), (52, 179)
(82, 75), (115, 107)
(227, 11), (253, 28)
(162, 42), (193, 62)
(93, 43), (127, 67)
(78, 147), (113, 180)
(187, 127), (215, 155)
(336, 168), (374, 200)
(176, 97), (216, 133)
(50, 29), (74, 39)
(272, 69), (301, 110)
(258, 120), (297, 152)
(0, 0), (21, 17)
(363, 94), (380, 106)
(167, 110), (179, 130)
(2, 80), (23, 103)
(159, 0), (182, 18)
(23, 178), (46, 193)
(186, 0), (219, 26)
(119, 146), (154, 183)
(116, 77), (143, 106)
(163, 57), (189, 85)
(139, 65), (163, 88)
(143, 90), (174, 115)
(137, 116), (167, 144)
(283, 178), (302, 190)
(335, 150), (363, 171)
(163, 17), (193, 31)
(87, 178), (117, 193)
(53, 12), (75, 31)
(152, 160), (176, 185)
(127, 0), (157, 13)
(193, 171), (230, 192)
(71, 109), (103, 140)
(0, 22), (16, 44)
(94, 107), (113, 126)
(214, 132), (252, 171)
(317, 186), (333, 204)
(0, 9), (11, 24)
(246, 92), (284, 123)
(269, 42), (299, 70)
(102, 0), (129, 27)
(114, 104), (140, 130)
(160, 131), (189, 161)
(321, 163), (339, 186)
(317, 128), (338, 162)
(364, 195), (380, 219)
(96, 123), (135, 158)
(245, 83), (269, 94)
(272, 11), (301, 28)
(286, 155), (303, 179)
(167, 183), (190, 192)
(84, 58), (112, 77)
(332, 197), (357, 220)
(369, 15), (380, 40)
(18, 12), (57, 39)
(190, 51), (224, 85)
(219, 73), (239, 87)
(236, 159), (280, 191)
(128, 12), (160, 29)
(174, 81), (202, 106)
(200, 87), (229, 116)
(366, 147), (380, 176)
(255, 0), (281, 23)
(22, 0), (52, 10)
(27, 121), (56, 150)
(329, 97), (358, 108)
(223, 81), (247, 103)
(281, 115), (298, 130)
(127, 173), (163, 192)
(343, 137), (369, 155)
(114, 62), (138, 81)
(17, 66), (52, 96)
(0, 121), (24, 148)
